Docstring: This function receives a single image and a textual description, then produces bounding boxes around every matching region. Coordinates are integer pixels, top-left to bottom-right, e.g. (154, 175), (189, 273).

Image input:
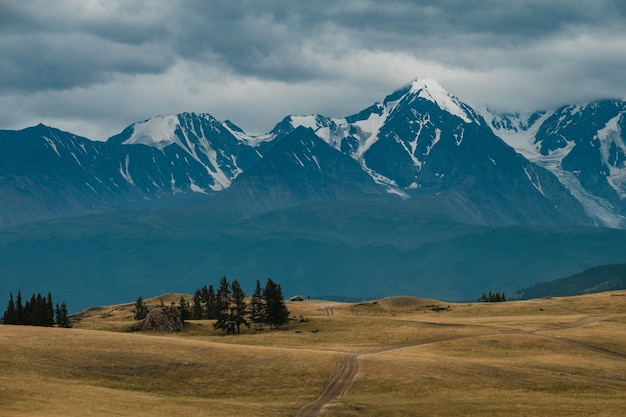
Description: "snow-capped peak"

(123, 115), (179, 150)
(409, 78), (473, 123)
(287, 115), (347, 150)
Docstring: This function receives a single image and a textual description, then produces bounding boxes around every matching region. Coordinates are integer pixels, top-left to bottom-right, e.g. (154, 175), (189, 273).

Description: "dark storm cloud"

(1, 0), (625, 139)
(3, 0), (624, 89)
(0, 2), (174, 93)
(166, 0), (625, 77)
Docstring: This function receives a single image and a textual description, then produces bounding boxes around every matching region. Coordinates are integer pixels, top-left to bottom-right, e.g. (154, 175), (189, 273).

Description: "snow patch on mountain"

(524, 166), (544, 196)
(476, 107), (551, 162)
(553, 169), (624, 228)
(223, 122), (275, 147)
(189, 181), (207, 194)
(203, 148), (231, 191)
(351, 109), (390, 159)
(287, 115), (347, 150)
(42, 136), (61, 157)
(289, 115), (320, 131)
(124, 115), (179, 149)
(596, 112), (626, 199)
(119, 154), (134, 185)
(410, 79), (473, 123)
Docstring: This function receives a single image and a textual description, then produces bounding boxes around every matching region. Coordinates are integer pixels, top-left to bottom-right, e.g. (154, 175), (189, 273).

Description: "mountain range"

(1, 79), (626, 310)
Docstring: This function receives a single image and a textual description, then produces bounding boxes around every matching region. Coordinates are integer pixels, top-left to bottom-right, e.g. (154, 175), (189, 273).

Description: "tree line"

(134, 277), (290, 334)
(479, 290), (506, 302)
(2, 291), (71, 327)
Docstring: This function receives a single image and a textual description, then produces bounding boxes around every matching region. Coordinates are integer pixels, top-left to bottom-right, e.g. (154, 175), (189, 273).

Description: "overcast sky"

(2, 0), (626, 140)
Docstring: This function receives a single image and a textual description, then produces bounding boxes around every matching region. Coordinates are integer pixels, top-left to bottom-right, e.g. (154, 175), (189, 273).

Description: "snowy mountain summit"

(280, 78), (487, 192)
(1, 79), (625, 228)
(409, 78), (477, 124)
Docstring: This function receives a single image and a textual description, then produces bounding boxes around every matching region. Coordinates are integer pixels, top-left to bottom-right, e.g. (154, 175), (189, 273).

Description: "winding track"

(296, 354), (358, 417)
(295, 313), (626, 417)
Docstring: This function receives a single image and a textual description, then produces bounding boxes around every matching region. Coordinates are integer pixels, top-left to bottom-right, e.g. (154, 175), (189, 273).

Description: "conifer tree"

(248, 279), (265, 330)
(213, 276), (232, 333)
(26, 293), (46, 326)
(263, 278), (290, 329)
(15, 291), (23, 324)
(46, 292), (55, 326)
(230, 280), (248, 334)
(205, 284), (218, 320)
(200, 285), (209, 305)
(2, 292), (17, 324)
(178, 296), (192, 321)
(55, 302), (71, 328)
(192, 289), (203, 320)
(134, 297), (148, 320)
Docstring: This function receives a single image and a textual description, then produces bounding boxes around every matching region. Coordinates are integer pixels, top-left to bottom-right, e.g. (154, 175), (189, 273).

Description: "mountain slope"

(0, 124), (124, 226)
(211, 126), (388, 215)
(479, 101), (626, 228)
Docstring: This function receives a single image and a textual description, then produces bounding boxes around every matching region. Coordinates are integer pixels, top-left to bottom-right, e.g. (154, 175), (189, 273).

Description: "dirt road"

(295, 354), (358, 417)
(294, 313), (626, 417)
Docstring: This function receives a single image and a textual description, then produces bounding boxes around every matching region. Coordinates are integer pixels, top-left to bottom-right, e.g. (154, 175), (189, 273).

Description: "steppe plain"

(1, 291), (625, 416)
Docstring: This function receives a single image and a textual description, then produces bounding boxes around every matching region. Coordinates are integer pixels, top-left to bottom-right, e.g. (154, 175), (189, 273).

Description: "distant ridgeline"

(512, 264), (626, 299)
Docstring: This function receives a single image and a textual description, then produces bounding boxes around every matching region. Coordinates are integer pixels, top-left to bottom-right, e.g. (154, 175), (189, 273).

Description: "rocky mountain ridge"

(1, 79), (625, 228)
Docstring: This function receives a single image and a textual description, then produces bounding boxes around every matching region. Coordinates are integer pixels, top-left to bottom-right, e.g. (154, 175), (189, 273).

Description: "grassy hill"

(2, 291), (625, 416)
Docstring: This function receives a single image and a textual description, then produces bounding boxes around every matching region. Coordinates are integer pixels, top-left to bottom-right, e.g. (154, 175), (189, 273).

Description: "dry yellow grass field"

(1, 291), (625, 416)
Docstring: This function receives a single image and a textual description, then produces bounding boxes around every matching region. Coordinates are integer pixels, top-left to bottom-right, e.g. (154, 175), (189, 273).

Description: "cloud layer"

(2, 0), (626, 140)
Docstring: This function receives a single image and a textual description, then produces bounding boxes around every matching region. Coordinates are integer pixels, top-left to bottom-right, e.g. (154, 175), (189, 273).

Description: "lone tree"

(263, 278), (290, 329)
(134, 297), (148, 320)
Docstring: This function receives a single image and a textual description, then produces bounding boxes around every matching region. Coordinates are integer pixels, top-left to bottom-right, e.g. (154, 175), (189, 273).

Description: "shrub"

(134, 305), (184, 332)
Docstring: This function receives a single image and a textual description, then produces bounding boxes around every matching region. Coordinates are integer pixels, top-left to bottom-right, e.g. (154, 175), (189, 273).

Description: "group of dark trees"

(196, 277), (290, 334)
(2, 291), (71, 327)
(479, 290), (506, 302)
(134, 277), (290, 334)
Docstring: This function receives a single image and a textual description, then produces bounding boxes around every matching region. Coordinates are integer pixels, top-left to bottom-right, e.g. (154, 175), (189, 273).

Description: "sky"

(2, 0), (626, 141)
